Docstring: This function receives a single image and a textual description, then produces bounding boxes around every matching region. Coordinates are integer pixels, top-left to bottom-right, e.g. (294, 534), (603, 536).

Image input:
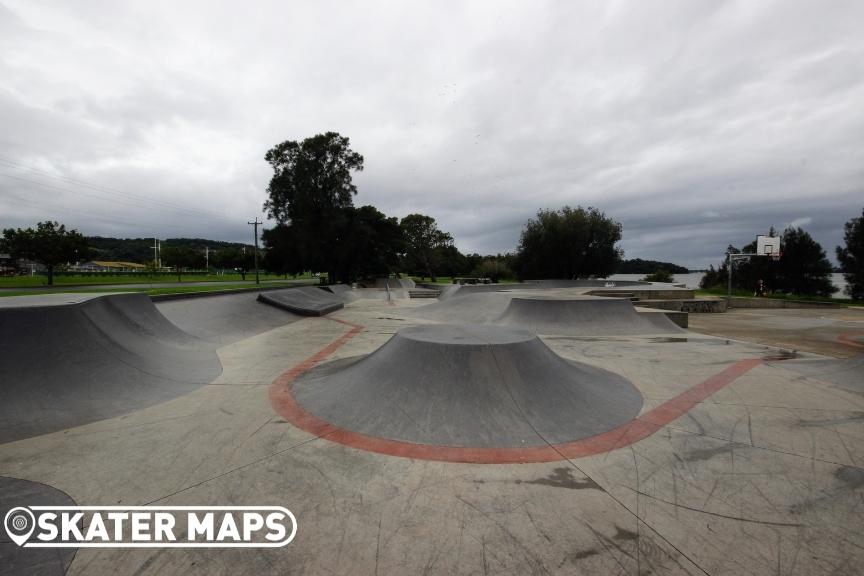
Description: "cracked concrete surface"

(1, 295), (862, 575)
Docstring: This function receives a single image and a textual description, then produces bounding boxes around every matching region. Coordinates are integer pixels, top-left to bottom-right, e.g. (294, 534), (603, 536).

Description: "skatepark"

(1, 281), (864, 575)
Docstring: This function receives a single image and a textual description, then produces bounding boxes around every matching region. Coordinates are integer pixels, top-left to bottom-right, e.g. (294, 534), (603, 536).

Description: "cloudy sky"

(1, 0), (862, 269)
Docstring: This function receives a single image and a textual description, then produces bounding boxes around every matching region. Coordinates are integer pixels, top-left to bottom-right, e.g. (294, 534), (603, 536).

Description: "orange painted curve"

(269, 318), (767, 464)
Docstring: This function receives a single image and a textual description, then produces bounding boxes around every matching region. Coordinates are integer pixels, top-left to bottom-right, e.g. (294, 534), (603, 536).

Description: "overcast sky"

(1, 0), (862, 269)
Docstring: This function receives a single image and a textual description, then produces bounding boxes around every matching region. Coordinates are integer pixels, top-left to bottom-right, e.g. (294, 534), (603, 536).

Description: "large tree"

(837, 207), (864, 299)
(515, 206), (622, 279)
(400, 214), (454, 282)
(1, 221), (88, 285)
(263, 132), (364, 283)
(775, 227), (834, 296)
(160, 245), (201, 282)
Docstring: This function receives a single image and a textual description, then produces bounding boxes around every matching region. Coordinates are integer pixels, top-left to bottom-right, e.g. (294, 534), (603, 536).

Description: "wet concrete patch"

(515, 467), (604, 491)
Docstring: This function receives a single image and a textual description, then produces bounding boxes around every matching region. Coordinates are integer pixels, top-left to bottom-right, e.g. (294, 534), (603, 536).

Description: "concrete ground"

(688, 307), (864, 358)
(1, 295), (863, 575)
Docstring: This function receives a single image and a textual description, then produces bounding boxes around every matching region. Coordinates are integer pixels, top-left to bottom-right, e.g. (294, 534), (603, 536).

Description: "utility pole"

(205, 246), (209, 270)
(153, 238), (159, 268)
(247, 218), (262, 285)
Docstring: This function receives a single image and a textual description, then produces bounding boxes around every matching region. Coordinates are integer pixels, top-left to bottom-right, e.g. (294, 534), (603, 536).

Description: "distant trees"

(1, 221), (88, 285)
(515, 206), (622, 280)
(776, 227), (833, 296)
(160, 245), (201, 281)
(701, 227), (834, 297)
(400, 214), (454, 282)
(617, 259), (688, 274)
(471, 258), (515, 283)
(643, 269), (674, 283)
(263, 132), (365, 283)
(837, 208), (864, 299)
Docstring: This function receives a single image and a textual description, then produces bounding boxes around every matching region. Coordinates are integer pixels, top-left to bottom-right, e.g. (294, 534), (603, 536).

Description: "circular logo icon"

(4, 507), (35, 546)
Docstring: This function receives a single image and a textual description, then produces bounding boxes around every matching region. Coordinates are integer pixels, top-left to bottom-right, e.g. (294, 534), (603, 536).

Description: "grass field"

(697, 287), (858, 305)
(0, 281), (312, 298)
(0, 272), (315, 288)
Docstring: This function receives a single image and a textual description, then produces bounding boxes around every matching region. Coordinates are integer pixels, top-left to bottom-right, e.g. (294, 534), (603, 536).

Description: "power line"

(0, 155), (245, 223)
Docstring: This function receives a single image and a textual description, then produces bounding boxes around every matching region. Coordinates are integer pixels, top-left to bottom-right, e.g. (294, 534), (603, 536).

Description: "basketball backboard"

(756, 235), (780, 256)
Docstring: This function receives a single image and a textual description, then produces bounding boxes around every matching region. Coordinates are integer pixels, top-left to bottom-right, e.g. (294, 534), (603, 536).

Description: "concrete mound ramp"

(289, 325), (642, 452)
(497, 297), (684, 335)
(437, 283), (542, 300)
(0, 293), (221, 444)
(257, 286), (343, 316)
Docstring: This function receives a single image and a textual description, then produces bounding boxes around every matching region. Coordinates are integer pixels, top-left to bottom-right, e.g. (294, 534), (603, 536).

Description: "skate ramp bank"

(374, 277), (416, 290)
(437, 283), (543, 300)
(403, 292), (516, 323)
(535, 279), (649, 288)
(497, 297), (683, 335)
(1, 476), (77, 574)
(257, 286), (343, 316)
(0, 293), (221, 444)
(291, 324), (642, 449)
(156, 291), (301, 345)
(404, 293), (683, 335)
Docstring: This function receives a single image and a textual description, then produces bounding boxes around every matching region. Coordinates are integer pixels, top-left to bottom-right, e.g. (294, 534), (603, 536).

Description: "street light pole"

(247, 219), (262, 285)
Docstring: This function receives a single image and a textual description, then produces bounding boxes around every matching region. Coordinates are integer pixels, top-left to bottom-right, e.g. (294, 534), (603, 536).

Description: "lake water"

(607, 272), (850, 299)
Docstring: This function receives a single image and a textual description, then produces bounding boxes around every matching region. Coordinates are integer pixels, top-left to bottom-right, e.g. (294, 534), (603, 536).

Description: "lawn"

(697, 287), (859, 306)
(0, 281), (311, 298)
(0, 272), (316, 288)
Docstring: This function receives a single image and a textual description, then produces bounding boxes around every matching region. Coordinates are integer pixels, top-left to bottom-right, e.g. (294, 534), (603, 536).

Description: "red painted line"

(269, 323), (767, 464)
(838, 332), (864, 349)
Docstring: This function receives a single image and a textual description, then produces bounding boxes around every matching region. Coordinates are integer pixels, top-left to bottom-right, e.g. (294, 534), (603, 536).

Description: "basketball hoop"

(771, 251), (782, 262)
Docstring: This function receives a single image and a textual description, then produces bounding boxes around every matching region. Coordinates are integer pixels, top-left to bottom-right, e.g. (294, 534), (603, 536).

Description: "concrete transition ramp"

(497, 297), (684, 335)
(257, 286), (343, 316)
(0, 293), (221, 444)
(405, 293), (683, 335)
(291, 324), (643, 449)
(0, 476), (77, 574)
(156, 291), (300, 345)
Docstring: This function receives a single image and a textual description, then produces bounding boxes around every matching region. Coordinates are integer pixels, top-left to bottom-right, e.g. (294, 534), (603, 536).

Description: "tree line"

(700, 218), (864, 299)
(2, 131), (862, 298)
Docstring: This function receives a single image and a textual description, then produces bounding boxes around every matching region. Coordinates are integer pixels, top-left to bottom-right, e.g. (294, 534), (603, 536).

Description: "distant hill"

(87, 237), (252, 263)
(615, 258), (688, 274)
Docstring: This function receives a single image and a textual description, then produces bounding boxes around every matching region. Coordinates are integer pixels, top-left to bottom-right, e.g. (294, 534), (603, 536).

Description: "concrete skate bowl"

(258, 286), (343, 316)
(272, 324), (643, 463)
(156, 291), (301, 345)
(0, 293), (221, 444)
(497, 297), (683, 335)
(1, 476), (77, 574)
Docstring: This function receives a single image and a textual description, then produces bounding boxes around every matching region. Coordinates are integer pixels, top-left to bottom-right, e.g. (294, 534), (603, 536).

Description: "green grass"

(0, 272), (315, 288)
(697, 288), (859, 306)
(0, 280), (311, 298)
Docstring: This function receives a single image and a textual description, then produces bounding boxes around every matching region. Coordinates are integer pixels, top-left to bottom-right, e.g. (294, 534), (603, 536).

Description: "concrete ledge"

(635, 307), (689, 328)
(258, 287), (343, 316)
(588, 288), (696, 300)
(638, 299), (727, 313)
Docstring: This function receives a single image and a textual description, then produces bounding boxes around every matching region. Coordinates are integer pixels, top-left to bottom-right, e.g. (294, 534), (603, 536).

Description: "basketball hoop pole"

(727, 251), (756, 303)
(727, 236), (780, 303)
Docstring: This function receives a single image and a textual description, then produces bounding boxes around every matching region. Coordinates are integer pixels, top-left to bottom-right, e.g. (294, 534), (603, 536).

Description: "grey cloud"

(1, 0), (862, 270)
